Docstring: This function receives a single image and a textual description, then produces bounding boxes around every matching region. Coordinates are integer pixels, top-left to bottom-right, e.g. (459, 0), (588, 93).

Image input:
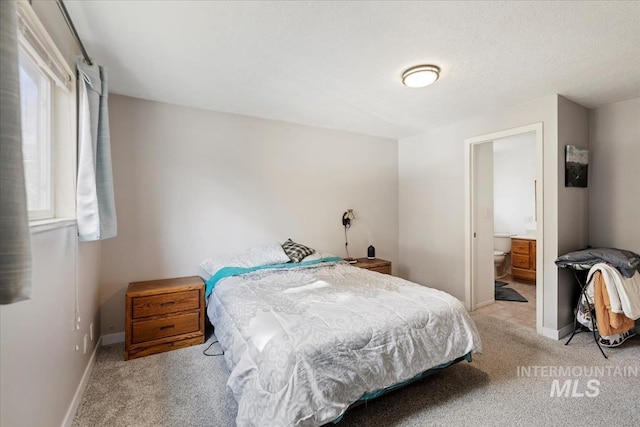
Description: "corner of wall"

(556, 96), (590, 329)
(587, 97), (640, 251)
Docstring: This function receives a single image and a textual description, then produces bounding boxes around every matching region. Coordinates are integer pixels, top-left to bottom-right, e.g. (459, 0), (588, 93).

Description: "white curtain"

(0, 0), (32, 304)
(76, 57), (117, 241)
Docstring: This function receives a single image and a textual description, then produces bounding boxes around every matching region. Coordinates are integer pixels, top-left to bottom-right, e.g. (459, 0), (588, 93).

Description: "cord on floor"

(203, 339), (224, 356)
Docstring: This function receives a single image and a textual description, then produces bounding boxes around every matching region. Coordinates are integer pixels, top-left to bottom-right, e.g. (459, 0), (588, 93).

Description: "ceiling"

(65, 1), (640, 139)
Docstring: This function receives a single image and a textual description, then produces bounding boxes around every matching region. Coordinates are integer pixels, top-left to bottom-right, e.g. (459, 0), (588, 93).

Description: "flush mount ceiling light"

(402, 65), (440, 88)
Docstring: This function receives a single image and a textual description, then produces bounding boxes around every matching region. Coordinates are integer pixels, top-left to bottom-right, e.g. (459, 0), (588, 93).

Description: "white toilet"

(494, 233), (516, 279)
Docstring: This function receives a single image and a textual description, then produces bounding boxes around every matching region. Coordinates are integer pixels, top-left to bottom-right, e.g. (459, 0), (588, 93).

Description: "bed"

(205, 254), (482, 427)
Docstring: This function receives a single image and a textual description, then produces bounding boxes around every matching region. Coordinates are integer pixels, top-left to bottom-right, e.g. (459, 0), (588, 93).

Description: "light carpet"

(73, 314), (640, 426)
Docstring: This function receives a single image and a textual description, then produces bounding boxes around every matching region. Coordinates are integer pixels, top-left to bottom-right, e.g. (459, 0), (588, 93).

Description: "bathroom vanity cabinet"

(511, 237), (536, 283)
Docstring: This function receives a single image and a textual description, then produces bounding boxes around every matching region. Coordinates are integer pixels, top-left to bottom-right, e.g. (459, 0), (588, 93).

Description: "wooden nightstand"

(125, 276), (205, 360)
(352, 258), (392, 275)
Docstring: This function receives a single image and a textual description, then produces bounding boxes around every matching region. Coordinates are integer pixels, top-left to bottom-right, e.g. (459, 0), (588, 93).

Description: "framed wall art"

(565, 145), (588, 187)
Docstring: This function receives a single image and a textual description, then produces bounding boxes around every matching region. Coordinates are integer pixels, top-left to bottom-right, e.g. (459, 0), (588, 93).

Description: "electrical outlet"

(90, 323), (94, 341)
(83, 334), (88, 354)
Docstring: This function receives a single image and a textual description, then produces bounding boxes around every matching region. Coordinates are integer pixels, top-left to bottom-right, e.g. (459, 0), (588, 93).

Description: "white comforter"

(207, 260), (481, 427)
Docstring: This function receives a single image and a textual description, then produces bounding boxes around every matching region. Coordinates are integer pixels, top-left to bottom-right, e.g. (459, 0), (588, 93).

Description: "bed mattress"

(207, 260), (481, 426)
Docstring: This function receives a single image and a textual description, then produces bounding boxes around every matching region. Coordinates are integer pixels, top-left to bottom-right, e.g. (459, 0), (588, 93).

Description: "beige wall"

(398, 94), (572, 335)
(398, 95), (598, 337)
(0, 3), (102, 426)
(0, 228), (101, 427)
(557, 96), (590, 328)
(589, 97), (640, 252)
(101, 95), (399, 335)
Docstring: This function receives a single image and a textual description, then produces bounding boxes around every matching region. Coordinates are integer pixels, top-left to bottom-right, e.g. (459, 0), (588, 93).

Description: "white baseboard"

(61, 336), (101, 427)
(101, 331), (125, 345)
(542, 323), (574, 340)
(557, 323), (575, 339)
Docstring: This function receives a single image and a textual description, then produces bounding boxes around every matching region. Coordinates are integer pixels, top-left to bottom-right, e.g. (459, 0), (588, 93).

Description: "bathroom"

(486, 132), (537, 328)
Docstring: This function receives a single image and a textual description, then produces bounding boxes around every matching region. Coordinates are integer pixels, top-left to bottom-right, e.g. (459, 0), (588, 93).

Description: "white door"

(472, 141), (495, 308)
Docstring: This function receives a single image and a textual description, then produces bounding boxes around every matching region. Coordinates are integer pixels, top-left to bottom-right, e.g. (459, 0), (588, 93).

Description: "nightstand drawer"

(369, 266), (391, 275)
(511, 240), (530, 255)
(352, 258), (392, 275)
(132, 312), (200, 344)
(132, 290), (200, 319)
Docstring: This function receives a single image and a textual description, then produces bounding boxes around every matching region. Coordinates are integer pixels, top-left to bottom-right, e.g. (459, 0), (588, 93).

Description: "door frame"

(464, 122), (544, 335)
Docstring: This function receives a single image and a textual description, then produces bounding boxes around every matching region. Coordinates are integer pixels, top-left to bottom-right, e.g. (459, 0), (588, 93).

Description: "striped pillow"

(282, 239), (315, 263)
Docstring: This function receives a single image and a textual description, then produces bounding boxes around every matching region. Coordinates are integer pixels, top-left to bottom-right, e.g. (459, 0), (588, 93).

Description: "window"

(16, 1), (74, 224)
(19, 46), (53, 220)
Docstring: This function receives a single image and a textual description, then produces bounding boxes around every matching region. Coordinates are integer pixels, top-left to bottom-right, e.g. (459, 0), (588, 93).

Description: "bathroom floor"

(474, 275), (536, 329)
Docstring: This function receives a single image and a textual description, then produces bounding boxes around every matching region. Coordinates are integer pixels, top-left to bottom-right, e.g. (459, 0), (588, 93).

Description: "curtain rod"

(55, 0), (92, 66)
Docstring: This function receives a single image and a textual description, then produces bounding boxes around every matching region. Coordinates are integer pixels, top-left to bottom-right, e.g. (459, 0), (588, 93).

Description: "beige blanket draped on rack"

(592, 271), (635, 336)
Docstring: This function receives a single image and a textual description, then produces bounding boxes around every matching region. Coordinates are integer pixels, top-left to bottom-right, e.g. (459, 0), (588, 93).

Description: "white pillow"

(247, 242), (291, 265)
(200, 243), (290, 276)
(200, 253), (252, 276)
(300, 251), (338, 262)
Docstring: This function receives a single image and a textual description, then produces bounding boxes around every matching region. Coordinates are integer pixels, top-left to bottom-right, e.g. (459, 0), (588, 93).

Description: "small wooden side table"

(125, 276), (205, 360)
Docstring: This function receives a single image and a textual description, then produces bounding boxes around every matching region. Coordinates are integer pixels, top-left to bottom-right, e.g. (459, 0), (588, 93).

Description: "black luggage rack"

(561, 265), (607, 359)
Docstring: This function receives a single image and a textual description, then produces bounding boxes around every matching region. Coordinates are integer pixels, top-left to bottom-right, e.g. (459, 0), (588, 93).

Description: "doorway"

(464, 123), (544, 335)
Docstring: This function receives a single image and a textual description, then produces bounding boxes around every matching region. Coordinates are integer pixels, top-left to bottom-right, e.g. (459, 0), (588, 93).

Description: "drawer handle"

(160, 324), (175, 330)
(160, 302), (175, 307)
